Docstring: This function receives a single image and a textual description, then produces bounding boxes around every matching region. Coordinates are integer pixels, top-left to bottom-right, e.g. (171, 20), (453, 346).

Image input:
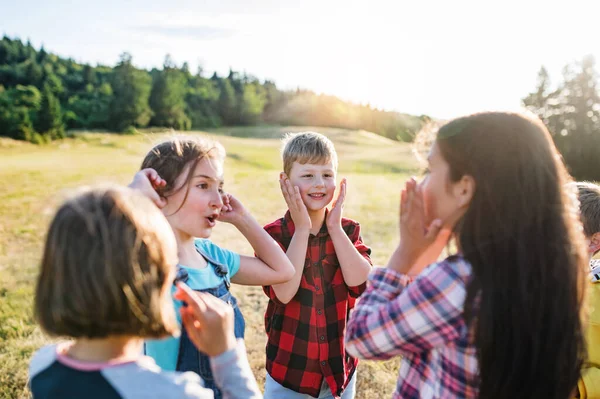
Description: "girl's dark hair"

(436, 112), (587, 398)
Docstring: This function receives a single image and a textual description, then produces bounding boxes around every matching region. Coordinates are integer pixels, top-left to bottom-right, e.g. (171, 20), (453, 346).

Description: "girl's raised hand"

(217, 193), (249, 226)
(280, 173), (311, 231)
(128, 168), (167, 208)
(394, 177), (448, 275)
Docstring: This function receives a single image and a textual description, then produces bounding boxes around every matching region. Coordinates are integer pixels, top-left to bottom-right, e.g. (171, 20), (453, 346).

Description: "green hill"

(0, 36), (428, 144)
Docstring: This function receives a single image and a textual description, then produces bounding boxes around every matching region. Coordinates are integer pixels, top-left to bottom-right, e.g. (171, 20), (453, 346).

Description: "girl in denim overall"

(133, 136), (294, 399)
(174, 241), (246, 399)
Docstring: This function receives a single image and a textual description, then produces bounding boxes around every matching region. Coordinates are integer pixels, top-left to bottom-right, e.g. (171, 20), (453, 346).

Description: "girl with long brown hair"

(345, 112), (588, 398)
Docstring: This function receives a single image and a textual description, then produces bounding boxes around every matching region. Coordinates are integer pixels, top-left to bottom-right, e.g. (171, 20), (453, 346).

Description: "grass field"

(0, 125), (421, 399)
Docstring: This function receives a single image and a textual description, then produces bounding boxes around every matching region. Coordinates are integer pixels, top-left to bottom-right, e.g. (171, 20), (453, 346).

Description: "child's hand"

(174, 282), (237, 357)
(326, 178), (346, 230)
(280, 173), (311, 231)
(394, 177), (449, 276)
(217, 193), (249, 226)
(128, 169), (167, 208)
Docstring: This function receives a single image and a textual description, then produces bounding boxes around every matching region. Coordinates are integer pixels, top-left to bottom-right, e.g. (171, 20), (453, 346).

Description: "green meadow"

(0, 126), (421, 399)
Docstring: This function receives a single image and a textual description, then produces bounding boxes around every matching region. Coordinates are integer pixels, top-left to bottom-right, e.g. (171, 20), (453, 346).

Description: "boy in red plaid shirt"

(262, 132), (372, 399)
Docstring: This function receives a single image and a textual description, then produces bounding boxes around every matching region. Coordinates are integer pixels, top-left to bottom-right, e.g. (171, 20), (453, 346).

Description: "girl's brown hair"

(35, 185), (179, 338)
(433, 112), (588, 398)
(141, 136), (225, 213)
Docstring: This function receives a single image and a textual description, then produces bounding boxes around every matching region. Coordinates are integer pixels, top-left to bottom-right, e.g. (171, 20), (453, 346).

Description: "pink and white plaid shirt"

(345, 255), (479, 399)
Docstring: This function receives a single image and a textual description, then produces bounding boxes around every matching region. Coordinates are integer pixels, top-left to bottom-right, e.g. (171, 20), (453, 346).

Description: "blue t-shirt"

(145, 239), (241, 371)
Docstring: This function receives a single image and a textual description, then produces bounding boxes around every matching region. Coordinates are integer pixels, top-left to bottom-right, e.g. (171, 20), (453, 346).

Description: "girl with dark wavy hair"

(345, 112), (588, 399)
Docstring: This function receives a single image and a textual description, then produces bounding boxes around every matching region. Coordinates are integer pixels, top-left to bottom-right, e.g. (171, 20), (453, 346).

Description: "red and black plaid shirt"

(263, 210), (372, 398)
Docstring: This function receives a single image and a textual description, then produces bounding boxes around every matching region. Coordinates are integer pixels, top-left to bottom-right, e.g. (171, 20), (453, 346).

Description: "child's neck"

(307, 207), (327, 236)
(173, 228), (208, 268)
(67, 336), (143, 363)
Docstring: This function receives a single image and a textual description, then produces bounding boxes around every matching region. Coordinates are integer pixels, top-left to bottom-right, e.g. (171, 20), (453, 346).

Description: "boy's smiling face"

(287, 161), (336, 213)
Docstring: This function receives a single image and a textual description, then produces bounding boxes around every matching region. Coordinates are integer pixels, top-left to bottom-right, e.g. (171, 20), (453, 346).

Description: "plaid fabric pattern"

(345, 255), (479, 399)
(263, 211), (372, 398)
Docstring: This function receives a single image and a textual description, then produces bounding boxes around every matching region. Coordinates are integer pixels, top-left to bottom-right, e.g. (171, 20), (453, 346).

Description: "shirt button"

(321, 361), (326, 366)
(320, 335), (325, 341)
(315, 285), (320, 291)
(317, 309), (322, 315)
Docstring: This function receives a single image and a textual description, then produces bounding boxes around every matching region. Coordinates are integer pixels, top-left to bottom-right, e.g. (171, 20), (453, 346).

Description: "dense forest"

(0, 36), (426, 144)
(1, 35), (599, 179)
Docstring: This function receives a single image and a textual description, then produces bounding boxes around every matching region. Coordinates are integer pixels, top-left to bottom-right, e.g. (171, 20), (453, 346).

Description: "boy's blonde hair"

(35, 185), (179, 339)
(576, 181), (600, 237)
(282, 132), (338, 176)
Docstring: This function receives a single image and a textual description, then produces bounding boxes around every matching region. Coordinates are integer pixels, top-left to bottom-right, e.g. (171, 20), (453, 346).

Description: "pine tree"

(36, 84), (64, 138)
(218, 79), (237, 125)
(557, 56), (600, 179)
(523, 56), (600, 180)
(238, 83), (266, 125)
(108, 53), (152, 131)
(523, 67), (551, 120)
(149, 55), (190, 130)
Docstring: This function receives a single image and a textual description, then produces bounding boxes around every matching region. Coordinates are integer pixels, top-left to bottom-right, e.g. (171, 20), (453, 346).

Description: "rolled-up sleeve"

(211, 339), (262, 398)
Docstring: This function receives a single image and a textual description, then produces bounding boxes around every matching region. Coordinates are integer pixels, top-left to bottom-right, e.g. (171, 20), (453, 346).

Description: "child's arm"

(326, 179), (372, 287)
(268, 175), (312, 304)
(345, 259), (467, 360)
(219, 194), (295, 286)
(345, 177), (457, 360)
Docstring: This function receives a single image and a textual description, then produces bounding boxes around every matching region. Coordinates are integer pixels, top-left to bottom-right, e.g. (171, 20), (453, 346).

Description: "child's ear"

(589, 232), (600, 254)
(280, 172), (287, 180)
(455, 175), (475, 208)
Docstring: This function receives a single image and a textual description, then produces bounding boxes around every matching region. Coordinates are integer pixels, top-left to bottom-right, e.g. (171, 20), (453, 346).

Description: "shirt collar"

(283, 208), (330, 239)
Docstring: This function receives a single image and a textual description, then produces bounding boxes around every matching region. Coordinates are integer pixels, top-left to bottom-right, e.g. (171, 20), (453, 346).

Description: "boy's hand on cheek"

(280, 173), (311, 231)
(326, 178), (346, 230)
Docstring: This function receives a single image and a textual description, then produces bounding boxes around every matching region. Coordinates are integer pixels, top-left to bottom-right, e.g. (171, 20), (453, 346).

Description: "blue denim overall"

(174, 252), (246, 399)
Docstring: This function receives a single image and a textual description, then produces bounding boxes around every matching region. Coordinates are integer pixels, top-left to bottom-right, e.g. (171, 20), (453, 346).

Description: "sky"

(2, 0), (599, 119)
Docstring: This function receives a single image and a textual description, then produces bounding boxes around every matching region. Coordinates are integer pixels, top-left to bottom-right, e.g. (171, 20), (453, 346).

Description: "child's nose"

(212, 192), (224, 208)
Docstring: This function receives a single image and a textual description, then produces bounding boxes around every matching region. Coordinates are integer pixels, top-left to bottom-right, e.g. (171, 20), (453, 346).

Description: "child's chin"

(196, 229), (213, 239)
(306, 203), (330, 212)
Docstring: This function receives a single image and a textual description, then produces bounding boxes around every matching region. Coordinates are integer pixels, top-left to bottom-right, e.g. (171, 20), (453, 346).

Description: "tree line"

(2, 36), (598, 179)
(0, 36), (426, 144)
(523, 55), (600, 180)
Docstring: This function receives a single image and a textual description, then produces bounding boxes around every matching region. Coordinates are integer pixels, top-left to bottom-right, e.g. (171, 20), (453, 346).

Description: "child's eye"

(302, 174), (312, 178)
(197, 183), (208, 189)
(324, 174), (333, 178)
(218, 187), (224, 194)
